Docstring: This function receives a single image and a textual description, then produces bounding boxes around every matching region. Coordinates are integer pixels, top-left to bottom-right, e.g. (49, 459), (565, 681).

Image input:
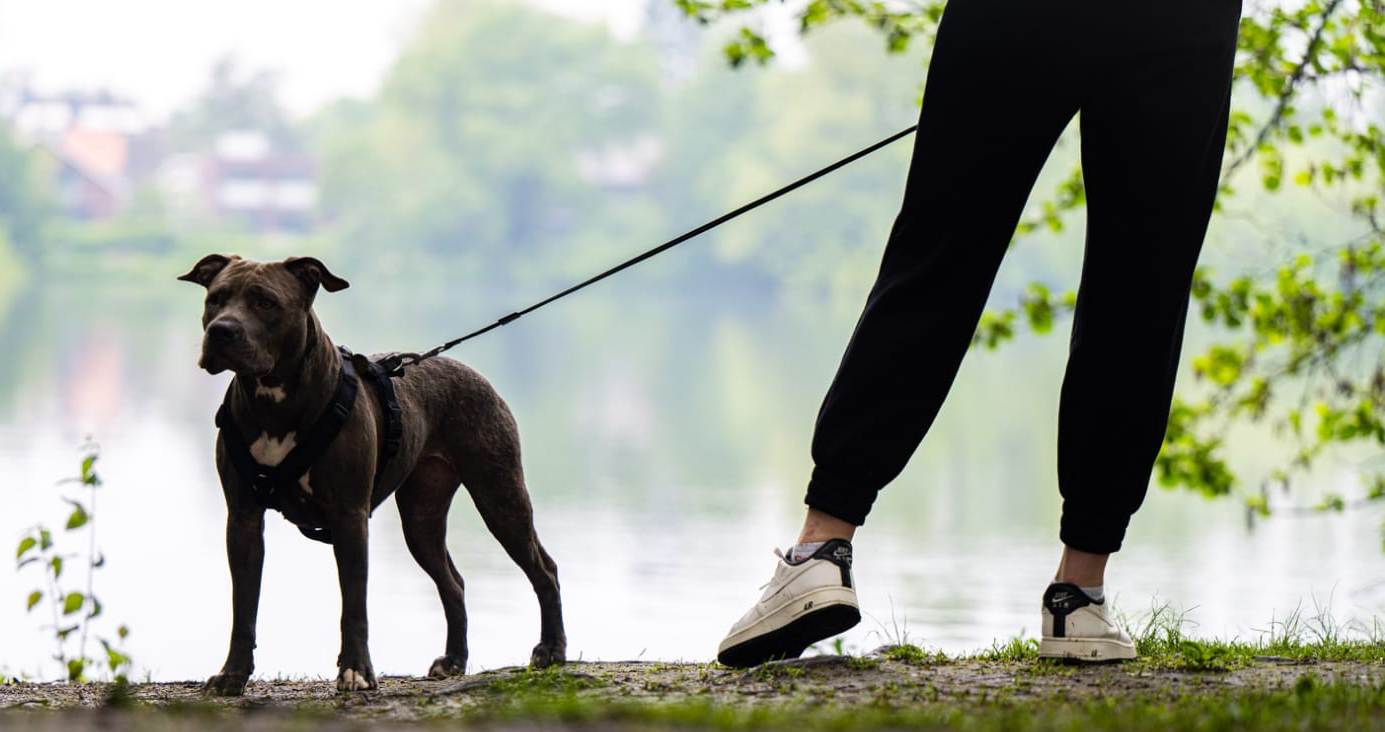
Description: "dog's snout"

(207, 320), (244, 345)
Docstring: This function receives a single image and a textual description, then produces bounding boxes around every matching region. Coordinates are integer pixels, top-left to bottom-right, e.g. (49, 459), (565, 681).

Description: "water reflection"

(0, 279), (1381, 681)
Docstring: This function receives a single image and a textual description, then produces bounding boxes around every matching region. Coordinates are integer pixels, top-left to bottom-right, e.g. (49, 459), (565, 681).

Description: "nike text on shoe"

(1039, 582), (1137, 662)
(716, 539), (861, 668)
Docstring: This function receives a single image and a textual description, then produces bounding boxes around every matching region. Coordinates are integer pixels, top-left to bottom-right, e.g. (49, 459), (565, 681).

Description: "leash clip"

(380, 352), (421, 377)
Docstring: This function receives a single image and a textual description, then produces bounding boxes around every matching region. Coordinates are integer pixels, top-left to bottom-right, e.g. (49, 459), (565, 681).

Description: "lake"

(1, 276), (1380, 682)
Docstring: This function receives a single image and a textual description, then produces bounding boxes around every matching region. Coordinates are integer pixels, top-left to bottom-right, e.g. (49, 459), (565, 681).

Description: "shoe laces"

(758, 548), (789, 591)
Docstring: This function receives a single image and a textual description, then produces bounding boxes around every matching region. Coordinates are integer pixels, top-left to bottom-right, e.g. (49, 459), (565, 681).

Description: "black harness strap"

(215, 348), (404, 545)
(356, 351), (404, 486)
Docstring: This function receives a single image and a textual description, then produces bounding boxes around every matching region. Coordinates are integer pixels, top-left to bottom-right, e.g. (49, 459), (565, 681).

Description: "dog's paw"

(529, 642), (566, 669)
(427, 654), (467, 678)
(204, 672), (250, 696)
(336, 666), (378, 692)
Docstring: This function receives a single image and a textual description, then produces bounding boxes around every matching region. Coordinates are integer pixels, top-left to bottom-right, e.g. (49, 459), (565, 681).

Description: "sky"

(0, 0), (651, 121)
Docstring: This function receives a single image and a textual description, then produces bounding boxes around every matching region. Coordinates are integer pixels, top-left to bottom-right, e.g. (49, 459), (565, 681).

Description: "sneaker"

(1039, 582), (1137, 662)
(716, 539), (861, 668)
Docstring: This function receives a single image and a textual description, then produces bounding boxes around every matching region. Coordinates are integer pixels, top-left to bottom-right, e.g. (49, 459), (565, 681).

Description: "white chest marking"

(249, 431), (297, 466)
(255, 383), (288, 403)
(247, 432), (314, 496)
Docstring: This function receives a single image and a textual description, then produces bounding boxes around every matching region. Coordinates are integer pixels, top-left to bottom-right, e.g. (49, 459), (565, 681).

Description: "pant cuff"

(1059, 511), (1130, 555)
(804, 467), (874, 526)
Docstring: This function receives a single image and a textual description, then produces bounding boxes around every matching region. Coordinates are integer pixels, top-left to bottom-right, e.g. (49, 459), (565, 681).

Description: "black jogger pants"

(805, 0), (1243, 554)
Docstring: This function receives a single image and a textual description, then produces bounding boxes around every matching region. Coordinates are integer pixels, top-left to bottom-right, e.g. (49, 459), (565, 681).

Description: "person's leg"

(1040, 6), (1241, 662)
(719, 0), (1084, 668)
(803, 0), (1082, 532)
(1056, 25), (1240, 560)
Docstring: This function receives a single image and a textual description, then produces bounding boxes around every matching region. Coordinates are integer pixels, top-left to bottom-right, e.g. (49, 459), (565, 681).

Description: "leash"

(379, 123), (920, 376)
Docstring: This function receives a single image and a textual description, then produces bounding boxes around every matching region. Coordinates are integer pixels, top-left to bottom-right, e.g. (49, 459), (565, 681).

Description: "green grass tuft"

(878, 643), (945, 666)
(979, 636), (1041, 662)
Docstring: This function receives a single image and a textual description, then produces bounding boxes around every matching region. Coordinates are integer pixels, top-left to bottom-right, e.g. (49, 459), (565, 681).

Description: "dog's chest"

(248, 430), (332, 525)
(249, 431), (314, 495)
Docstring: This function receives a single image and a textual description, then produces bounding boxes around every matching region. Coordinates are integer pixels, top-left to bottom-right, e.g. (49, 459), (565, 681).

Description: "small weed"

(981, 636), (1040, 662)
(747, 664), (805, 682)
(487, 667), (606, 695)
(846, 656), (881, 671)
(879, 643), (943, 666)
(865, 598), (916, 649)
(1173, 640), (1236, 672)
(14, 444), (133, 682)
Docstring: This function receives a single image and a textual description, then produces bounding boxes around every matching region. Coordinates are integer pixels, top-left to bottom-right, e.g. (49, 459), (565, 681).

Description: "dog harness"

(214, 346), (404, 544)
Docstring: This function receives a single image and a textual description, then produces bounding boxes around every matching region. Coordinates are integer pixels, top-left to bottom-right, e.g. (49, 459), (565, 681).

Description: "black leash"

(380, 123), (919, 376)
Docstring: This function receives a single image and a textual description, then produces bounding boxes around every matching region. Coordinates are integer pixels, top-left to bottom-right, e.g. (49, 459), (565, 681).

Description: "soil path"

(3, 654), (1383, 730)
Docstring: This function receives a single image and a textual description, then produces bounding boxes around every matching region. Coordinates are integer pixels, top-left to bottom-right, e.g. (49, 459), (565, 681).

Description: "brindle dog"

(179, 254), (565, 695)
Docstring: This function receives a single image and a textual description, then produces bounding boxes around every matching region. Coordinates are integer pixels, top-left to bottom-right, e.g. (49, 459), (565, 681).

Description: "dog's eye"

(255, 296), (276, 311)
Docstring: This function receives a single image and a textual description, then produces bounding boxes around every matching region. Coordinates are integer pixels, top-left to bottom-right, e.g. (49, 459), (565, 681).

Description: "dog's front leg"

(205, 508), (265, 696)
(332, 509), (377, 691)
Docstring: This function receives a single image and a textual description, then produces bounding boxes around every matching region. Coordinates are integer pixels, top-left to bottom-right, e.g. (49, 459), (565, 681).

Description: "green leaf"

(101, 640), (131, 672)
(80, 454), (98, 485)
(15, 536), (35, 560)
(62, 592), (84, 615)
(25, 590), (41, 611)
(66, 658), (85, 682)
(65, 503), (89, 531)
(39, 529), (52, 550)
(49, 555), (63, 579)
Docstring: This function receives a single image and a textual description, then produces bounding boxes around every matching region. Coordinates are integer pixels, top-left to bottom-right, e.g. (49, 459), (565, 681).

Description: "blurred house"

(0, 80), (319, 234)
(0, 86), (154, 220)
(157, 130), (318, 233)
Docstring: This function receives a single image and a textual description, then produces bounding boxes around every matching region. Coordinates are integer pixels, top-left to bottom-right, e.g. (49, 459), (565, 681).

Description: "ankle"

(1055, 546), (1108, 587)
(796, 508), (857, 544)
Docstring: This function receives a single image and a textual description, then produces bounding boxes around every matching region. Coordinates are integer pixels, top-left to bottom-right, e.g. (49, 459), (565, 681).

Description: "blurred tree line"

(0, 123), (53, 282)
(309, 0), (922, 296)
(0, 0), (1380, 526)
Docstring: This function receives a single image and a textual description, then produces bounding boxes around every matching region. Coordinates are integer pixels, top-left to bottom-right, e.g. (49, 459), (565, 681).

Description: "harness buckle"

(330, 401), (352, 421)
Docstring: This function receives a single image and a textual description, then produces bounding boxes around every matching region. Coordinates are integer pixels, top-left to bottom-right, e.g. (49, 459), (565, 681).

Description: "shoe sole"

(717, 598), (861, 668)
(1038, 637), (1137, 663)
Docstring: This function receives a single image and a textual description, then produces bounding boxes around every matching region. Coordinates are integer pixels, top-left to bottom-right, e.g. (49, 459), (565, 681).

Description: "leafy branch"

(15, 444), (133, 682)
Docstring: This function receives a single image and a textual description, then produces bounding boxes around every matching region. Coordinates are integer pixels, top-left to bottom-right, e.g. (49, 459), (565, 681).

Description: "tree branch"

(1224, 0), (1348, 178)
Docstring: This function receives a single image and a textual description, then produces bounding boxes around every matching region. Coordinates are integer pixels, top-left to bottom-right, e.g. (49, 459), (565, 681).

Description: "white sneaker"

(1039, 582), (1137, 662)
(716, 539), (861, 668)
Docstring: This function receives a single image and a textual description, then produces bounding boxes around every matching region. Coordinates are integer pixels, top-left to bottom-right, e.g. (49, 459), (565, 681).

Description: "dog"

(179, 254), (566, 695)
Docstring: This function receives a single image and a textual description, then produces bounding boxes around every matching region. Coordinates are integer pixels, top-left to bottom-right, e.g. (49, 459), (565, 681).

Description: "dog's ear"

(177, 254), (237, 288)
(283, 256), (350, 296)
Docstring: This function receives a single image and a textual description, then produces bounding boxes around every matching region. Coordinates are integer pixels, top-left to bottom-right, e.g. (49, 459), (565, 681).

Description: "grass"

(441, 671), (1385, 731)
(7, 604), (1385, 731)
(1115, 599), (1385, 671)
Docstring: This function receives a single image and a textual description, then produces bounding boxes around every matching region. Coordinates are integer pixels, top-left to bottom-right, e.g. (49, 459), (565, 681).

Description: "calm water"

(1, 278), (1381, 681)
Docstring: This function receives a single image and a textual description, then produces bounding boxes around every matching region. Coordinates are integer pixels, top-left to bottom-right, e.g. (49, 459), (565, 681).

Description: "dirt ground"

(3, 654), (1383, 730)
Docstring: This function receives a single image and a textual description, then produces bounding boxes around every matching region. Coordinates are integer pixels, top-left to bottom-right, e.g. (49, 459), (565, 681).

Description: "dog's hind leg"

(459, 461), (567, 668)
(397, 456), (470, 677)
